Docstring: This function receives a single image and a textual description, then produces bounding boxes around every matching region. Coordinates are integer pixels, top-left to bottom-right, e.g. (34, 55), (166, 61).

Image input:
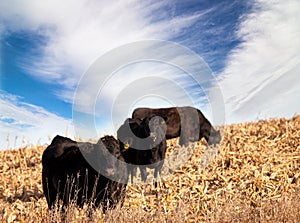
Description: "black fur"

(42, 135), (127, 212)
(132, 106), (221, 146)
(117, 116), (167, 183)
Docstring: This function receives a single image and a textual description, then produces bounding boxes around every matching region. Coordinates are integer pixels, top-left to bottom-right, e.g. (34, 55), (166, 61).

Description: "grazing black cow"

(42, 135), (127, 212)
(132, 106), (221, 146)
(117, 115), (167, 184)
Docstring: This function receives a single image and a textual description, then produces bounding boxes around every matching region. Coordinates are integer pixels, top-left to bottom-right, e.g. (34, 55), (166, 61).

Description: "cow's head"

(117, 118), (140, 153)
(208, 129), (221, 146)
(117, 117), (166, 153)
(97, 135), (127, 178)
(97, 135), (121, 158)
(147, 115), (167, 145)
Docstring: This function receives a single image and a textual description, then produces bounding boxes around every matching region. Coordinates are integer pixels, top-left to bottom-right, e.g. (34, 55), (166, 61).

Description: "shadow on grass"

(0, 185), (44, 203)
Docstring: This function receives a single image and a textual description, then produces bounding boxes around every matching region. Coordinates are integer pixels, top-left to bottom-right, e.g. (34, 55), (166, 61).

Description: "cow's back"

(132, 106), (220, 146)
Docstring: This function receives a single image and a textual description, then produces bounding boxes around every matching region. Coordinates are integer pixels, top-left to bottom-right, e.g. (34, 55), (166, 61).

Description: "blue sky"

(0, 0), (299, 149)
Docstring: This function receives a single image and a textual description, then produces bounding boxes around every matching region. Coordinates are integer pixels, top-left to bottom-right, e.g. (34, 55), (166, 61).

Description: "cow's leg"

(154, 167), (160, 188)
(179, 134), (189, 147)
(130, 166), (137, 184)
(154, 165), (164, 199)
(127, 166), (133, 184)
(200, 127), (211, 145)
(42, 171), (57, 209)
(139, 166), (147, 182)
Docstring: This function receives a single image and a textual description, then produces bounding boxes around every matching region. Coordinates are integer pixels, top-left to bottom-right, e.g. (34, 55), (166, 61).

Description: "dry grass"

(0, 116), (299, 222)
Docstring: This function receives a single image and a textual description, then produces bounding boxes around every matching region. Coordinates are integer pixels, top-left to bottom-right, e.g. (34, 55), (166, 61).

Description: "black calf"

(117, 116), (167, 184)
(42, 135), (127, 212)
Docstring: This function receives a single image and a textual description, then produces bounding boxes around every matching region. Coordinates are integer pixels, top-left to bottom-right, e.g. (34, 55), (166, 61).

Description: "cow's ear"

(51, 135), (66, 144)
(160, 118), (166, 125)
(137, 117), (145, 126)
(124, 118), (130, 125)
(119, 138), (131, 151)
(54, 141), (78, 158)
(124, 142), (130, 150)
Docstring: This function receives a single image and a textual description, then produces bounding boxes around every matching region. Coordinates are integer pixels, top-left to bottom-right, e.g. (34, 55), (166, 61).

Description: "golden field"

(0, 116), (299, 222)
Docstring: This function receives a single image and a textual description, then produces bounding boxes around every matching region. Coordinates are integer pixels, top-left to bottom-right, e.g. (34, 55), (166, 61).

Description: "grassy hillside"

(1, 116), (299, 222)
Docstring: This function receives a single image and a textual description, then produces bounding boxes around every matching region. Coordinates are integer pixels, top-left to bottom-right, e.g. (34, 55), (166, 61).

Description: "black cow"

(42, 135), (128, 212)
(132, 106), (221, 146)
(117, 115), (167, 184)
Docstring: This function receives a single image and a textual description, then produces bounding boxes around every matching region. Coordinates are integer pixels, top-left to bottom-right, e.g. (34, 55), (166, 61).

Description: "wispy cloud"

(0, 91), (73, 149)
(0, 0), (206, 103)
(0, 1), (217, 144)
(216, 0), (300, 123)
(72, 41), (223, 138)
(1, 0), (298, 147)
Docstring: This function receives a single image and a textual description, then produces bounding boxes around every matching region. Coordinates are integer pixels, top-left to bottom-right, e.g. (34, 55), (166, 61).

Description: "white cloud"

(0, 91), (74, 149)
(71, 41), (224, 139)
(0, 1), (219, 143)
(0, 0), (204, 102)
(216, 0), (300, 123)
(4, 0), (298, 144)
